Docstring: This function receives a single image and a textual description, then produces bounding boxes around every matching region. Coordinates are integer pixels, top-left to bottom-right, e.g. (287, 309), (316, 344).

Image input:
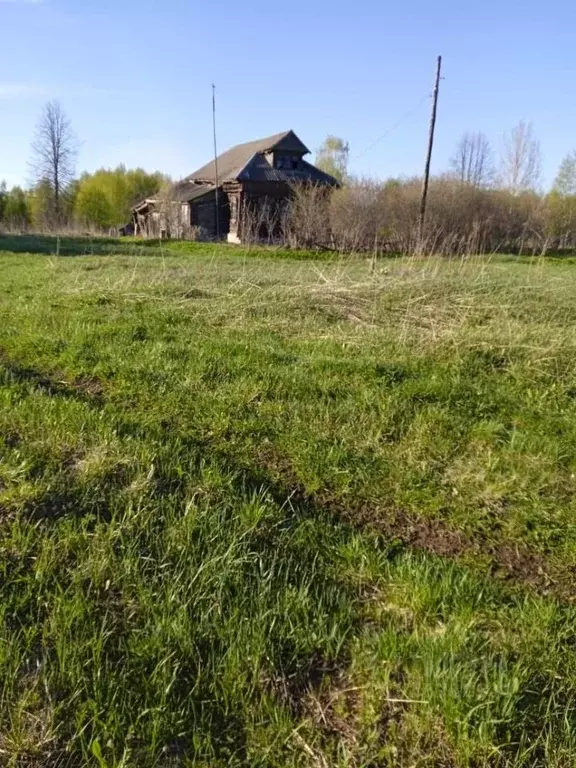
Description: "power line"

(351, 92), (432, 164)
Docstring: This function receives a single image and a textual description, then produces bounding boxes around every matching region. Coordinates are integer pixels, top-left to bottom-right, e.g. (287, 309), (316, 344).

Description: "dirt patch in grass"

(0, 350), (104, 404)
(256, 446), (576, 602)
(346, 505), (576, 601)
(305, 673), (363, 748)
(70, 375), (104, 399)
(2, 428), (23, 448)
(295, 669), (458, 768)
(262, 653), (342, 720)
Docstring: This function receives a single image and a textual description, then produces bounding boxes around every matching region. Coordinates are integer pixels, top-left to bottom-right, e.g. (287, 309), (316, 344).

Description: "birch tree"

(499, 121), (541, 194)
(315, 136), (349, 184)
(553, 151), (576, 196)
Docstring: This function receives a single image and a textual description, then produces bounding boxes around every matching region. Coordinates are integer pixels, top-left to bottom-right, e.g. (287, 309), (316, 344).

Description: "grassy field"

(1, 235), (576, 766)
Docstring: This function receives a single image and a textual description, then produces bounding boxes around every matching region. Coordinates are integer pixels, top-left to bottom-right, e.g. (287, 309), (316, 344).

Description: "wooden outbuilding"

(131, 130), (338, 242)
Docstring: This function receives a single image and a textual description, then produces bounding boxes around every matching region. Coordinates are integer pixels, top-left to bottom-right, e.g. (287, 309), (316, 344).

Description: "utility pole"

(418, 55), (442, 247)
(212, 83), (220, 240)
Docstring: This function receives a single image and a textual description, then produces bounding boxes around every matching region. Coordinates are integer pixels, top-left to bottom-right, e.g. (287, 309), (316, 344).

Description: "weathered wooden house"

(131, 130), (338, 242)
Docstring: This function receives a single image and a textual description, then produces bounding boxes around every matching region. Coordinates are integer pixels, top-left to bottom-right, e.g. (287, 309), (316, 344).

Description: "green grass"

(2, 235), (576, 766)
(0, 233), (336, 262)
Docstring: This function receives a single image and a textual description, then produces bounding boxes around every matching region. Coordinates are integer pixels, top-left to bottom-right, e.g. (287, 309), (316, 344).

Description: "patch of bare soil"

(261, 652), (342, 720)
(345, 505), (576, 601)
(0, 349), (104, 405)
(284, 666), (457, 768)
(256, 446), (576, 602)
(71, 375), (104, 399)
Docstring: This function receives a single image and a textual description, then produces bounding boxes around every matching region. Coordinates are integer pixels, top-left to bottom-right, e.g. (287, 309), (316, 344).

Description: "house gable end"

(266, 130), (310, 156)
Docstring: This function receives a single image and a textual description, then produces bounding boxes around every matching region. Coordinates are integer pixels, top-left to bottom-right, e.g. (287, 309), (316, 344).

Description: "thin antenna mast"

(212, 83), (220, 240)
(418, 55), (442, 247)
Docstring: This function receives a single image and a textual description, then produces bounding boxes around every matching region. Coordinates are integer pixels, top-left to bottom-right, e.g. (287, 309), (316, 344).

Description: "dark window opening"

(275, 154), (300, 170)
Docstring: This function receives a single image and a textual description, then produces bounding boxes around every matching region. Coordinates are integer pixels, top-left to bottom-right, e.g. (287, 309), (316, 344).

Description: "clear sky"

(1, 0), (575, 190)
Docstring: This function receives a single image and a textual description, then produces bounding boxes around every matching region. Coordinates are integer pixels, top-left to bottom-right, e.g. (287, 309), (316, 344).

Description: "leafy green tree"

(547, 152), (576, 246)
(75, 182), (115, 230)
(126, 168), (165, 209)
(554, 152), (576, 196)
(65, 178), (81, 220)
(315, 136), (349, 184)
(4, 187), (31, 228)
(74, 166), (166, 230)
(0, 180), (7, 222)
(29, 179), (55, 229)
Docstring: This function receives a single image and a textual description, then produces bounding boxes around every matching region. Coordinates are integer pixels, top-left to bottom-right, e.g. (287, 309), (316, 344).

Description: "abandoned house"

(131, 130), (338, 242)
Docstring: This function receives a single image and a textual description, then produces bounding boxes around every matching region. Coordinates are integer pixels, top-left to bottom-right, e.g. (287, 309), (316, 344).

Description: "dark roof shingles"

(170, 182), (216, 202)
(184, 129), (330, 184)
(186, 130), (292, 182)
(237, 155), (338, 185)
(132, 131), (337, 211)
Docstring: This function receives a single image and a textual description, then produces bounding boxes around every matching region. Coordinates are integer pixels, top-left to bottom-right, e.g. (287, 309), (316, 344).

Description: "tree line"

(314, 121), (546, 192)
(0, 101), (167, 233)
(3, 100), (576, 254)
(309, 124), (576, 254)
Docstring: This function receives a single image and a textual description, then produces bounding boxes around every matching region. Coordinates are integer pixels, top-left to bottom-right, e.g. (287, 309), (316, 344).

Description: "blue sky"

(1, 0), (575, 189)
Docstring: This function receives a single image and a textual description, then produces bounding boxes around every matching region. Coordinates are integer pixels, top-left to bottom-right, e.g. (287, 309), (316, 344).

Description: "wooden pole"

(418, 55), (442, 247)
(212, 83), (220, 240)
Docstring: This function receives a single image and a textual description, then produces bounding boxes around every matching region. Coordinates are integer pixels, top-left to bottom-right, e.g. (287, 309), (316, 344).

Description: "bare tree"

(449, 132), (494, 187)
(283, 184), (333, 249)
(499, 121), (542, 194)
(30, 101), (77, 223)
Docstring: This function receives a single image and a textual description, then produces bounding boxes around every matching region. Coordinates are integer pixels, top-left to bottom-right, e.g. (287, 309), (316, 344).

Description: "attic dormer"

(266, 152), (303, 170)
(264, 130), (310, 170)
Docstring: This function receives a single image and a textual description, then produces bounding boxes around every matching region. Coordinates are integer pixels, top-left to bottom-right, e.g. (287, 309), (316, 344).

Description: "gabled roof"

(131, 131), (338, 213)
(186, 130), (314, 184)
